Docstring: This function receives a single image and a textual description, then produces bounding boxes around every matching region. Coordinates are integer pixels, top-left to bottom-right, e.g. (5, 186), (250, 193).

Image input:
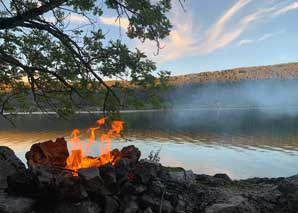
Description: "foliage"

(0, 0), (173, 119)
(146, 148), (161, 163)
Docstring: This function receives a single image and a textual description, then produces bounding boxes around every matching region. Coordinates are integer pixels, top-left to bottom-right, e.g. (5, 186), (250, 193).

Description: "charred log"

(25, 138), (69, 168)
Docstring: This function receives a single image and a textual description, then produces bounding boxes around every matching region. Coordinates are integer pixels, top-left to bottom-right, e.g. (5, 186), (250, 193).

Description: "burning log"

(25, 138), (69, 168)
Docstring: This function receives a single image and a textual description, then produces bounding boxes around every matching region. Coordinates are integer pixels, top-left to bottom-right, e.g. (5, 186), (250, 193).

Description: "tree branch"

(21, 20), (121, 108)
(0, 0), (67, 30)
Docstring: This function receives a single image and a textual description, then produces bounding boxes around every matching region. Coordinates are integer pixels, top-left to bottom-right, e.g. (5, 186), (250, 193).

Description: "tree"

(0, 0), (174, 119)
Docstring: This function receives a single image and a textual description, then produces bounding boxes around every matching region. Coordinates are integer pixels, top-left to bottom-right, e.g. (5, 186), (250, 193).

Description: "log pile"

(0, 139), (298, 212)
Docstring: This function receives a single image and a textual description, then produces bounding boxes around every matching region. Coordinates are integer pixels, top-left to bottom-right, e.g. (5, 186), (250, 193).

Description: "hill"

(169, 62), (298, 85)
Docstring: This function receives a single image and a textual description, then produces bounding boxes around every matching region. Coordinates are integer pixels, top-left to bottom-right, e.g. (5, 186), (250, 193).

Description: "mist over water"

(164, 80), (298, 131)
(169, 80), (298, 112)
(1, 80), (298, 178)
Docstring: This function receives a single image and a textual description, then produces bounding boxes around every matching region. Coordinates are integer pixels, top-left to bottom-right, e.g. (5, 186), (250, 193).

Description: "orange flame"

(65, 118), (124, 173)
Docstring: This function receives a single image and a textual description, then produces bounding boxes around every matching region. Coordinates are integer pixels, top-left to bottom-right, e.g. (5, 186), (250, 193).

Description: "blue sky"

(96, 0), (298, 75)
(36, 0), (298, 75)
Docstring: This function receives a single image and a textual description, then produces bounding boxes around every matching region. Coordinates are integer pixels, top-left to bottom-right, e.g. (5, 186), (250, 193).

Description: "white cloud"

(99, 0), (298, 62)
(237, 39), (254, 46)
(274, 2), (298, 15)
(148, 0), (271, 61)
(258, 30), (285, 41)
(46, 14), (89, 24)
(237, 29), (285, 47)
(207, 0), (251, 43)
(137, 3), (198, 62)
(99, 16), (129, 30)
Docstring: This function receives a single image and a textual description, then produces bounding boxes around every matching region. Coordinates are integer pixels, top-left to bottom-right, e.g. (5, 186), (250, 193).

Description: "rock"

(214, 174), (232, 183)
(277, 180), (298, 211)
(0, 146), (26, 190)
(7, 169), (39, 196)
(100, 163), (118, 195)
(9, 166), (87, 201)
(143, 207), (153, 213)
(141, 194), (173, 213)
(123, 201), (139, 213)
(78, 167), (105, 195)
(150, 180), (165, 195)
(78, 167), (101, 181)
(57, 177), (88, 201)
(40, 200), (102, 213)
(141, 194), (160, 211)
(0, 191), (35, 213)
(25, 138), (69, 168)
(120, 145), (141, 166)
(104, 196), (119, 213)
(134, 160), (161, 184)
(175, 199), (186, 212)
(206, 196), (257, 213)
(134, 184), (147, 194)
(196, 174), (230, 187)
(167, 168), (196, 185)
(162, 200), (174, 213)
(114, 158), (131, 185)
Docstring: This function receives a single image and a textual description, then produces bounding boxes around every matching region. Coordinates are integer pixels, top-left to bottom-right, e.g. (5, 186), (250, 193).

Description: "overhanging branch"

(0, 0), (67, 30)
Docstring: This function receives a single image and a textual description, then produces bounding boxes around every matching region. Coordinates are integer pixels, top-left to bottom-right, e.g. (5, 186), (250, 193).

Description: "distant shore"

(4, 105), (298, 115)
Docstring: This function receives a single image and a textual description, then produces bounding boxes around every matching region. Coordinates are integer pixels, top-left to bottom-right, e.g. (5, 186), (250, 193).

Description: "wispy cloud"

(237, 29), (285, 47)
(151, 0), (275, 61)
(99, 16), (129, 30)
(258, 30), (285, 41)
(46, 14), (89, 24)
(136, 3), (198, 62)
(206, 0), (251, 45)
(97, 0), (298, 62)
(274, 2), (298, 16)
(237, 39), (254, 47)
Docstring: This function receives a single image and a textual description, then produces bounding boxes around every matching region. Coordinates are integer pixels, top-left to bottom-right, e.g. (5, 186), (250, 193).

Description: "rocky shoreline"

(0, 139), (298, 213)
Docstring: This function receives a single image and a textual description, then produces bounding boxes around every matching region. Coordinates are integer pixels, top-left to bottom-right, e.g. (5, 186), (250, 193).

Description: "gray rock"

(143, 207), (153, 213)
(79, 167), (105, 195)
(123, 201), (139, 213)
(277, 180), (298, 211)
(120, 145), (141, 166)
(168, 169), (196, 185)
(134, 160), (161, 184)
(206, 196), (257, 213)
(0, 191), (35, 213)
(0, 146), (26, 190)
(100, 163), (119, 195)
(48, 200), (102, 213)
(160, 200), (174, 213)
(104, 196), (119, 213)
(150, 180), (165, 195)
(214, 173), (232, 183)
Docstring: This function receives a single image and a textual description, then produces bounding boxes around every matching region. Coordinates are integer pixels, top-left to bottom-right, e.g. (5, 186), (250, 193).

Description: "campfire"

(25, 117), (136, 177)
(66, 118), (124, 173)
(8, 118), (198, 212)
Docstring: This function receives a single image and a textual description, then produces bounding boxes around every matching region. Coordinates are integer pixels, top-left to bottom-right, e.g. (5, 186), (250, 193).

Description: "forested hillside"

(169, 63), (298, 85)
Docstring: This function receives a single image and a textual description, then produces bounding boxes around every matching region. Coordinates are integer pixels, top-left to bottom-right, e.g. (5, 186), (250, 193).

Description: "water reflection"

(0, 110), (298, 179)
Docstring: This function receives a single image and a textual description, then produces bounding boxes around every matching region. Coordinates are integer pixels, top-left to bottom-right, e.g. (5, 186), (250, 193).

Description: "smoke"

(169, 80), (298, 113)
(162, 80), (298, 134)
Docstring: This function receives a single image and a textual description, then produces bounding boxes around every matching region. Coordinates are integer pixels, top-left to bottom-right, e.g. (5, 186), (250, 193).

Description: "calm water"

(1, 109), (298, 179)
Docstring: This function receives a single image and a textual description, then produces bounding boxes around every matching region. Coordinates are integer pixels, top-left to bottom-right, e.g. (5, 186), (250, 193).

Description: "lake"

(1, 109), (298, 179)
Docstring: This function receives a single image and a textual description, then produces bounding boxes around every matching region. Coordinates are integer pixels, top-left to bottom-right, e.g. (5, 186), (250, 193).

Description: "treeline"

(169, 63), (298, 85)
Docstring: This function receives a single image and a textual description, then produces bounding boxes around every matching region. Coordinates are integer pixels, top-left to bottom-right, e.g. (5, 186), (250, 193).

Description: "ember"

(66, 118), (124, 173)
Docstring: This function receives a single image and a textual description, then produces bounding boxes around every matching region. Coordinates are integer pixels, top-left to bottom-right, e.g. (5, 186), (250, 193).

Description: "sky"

(96, 0), (298, 76)
(4, 0), (298, 76)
